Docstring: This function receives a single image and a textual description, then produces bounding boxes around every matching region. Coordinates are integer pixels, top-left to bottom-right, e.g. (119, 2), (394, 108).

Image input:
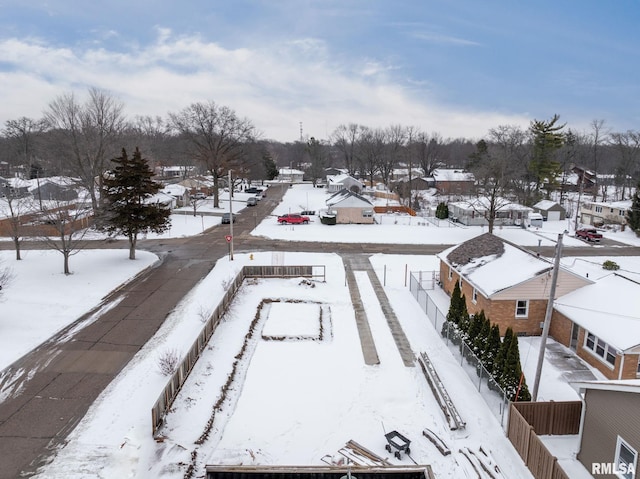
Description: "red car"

(575, 228), (603, 242)
(277, 214), (310, 224)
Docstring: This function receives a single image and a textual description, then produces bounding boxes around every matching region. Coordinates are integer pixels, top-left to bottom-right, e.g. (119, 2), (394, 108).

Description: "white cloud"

(0, 30), (528, 142)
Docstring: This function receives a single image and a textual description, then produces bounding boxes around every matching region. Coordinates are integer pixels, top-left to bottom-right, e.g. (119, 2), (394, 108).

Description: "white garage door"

(547, 211), (561, 221)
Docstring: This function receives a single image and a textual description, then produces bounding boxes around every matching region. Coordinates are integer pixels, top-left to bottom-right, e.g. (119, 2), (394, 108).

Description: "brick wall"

(549, 311), (574, 347)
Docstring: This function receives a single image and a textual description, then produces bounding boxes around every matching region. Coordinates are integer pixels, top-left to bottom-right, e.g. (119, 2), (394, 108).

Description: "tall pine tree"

(500, 336), (531, 402)
(483, 324), (502, 375)
(101, 147), (171, 259)
(446, 281), (463, 324)
(627, 181), (640, 236)
(493, 327), (514, 383)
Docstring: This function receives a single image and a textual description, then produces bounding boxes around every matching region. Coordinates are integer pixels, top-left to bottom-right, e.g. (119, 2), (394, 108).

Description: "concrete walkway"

(341, 254), (415, 367)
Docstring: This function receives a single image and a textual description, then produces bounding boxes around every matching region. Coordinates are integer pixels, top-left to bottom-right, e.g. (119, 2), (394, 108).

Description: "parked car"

(245, 187), (263, 194)
(221, 213), (237, 224)
(191, 192), (207, 200)
(277, 213), (310, 224)
(576, 228), (603, 242)
(247, 197), (258, 206)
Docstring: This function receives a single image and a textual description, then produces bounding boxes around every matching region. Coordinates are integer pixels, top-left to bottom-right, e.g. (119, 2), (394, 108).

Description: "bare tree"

(0, 257), (12, 297)
(37, 200), (92, 274)
(2, 194), (32, 260)
(357, 127), (385, 187)
(415, 131), (443, 177)
(169, 101), (256, 208)
(43, 88), (126, 215)
(589, 119), (608, 200)
(378, 124), (406, 187)
(330, 123), (361, 175)
(2, 117), (47, 176)
(610, 130), (640, 200)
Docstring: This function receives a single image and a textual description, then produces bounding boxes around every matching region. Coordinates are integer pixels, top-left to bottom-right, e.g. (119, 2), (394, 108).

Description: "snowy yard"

(1, 183), (639, 478)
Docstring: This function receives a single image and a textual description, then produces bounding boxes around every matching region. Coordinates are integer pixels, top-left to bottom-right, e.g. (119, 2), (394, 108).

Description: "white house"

(278, 168), (305, 183)
(448, 197), (532, 226)
(580, 199), (631, 226)
(327, 174), (363, 193)
(325, 189), (374, 224)
(161, 184), (191, 207)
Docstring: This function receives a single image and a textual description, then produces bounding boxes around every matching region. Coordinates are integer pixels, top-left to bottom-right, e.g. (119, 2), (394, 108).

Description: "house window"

(615, 436), (637, 479)
(472, 288), (478, 304)
(636, 357), (640, 377)
(584, 332), (618, 367)
(362, 210), (373, 217)
(595, 205), (603, 213)
(515, 300), (529, 318)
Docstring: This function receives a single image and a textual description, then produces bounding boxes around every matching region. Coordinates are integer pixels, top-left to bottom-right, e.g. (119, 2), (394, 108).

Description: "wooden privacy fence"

(151, 265), (322, 435)
(373, 205), (417, 216)
(507, 401), (582, 479)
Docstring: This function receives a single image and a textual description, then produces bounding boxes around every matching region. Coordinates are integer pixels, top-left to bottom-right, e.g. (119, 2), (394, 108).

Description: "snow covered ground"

(1, 183), (639, 478)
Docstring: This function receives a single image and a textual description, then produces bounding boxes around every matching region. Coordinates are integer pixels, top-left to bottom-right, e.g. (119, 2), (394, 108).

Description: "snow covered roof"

(533, 200), (563, 211)
(555, 273), (640, 351)
(431, 169), (475, 182)
(327, 173), (360, 185)
(278, 168), (305, 175)
(161, 184), (188, 196)
(583, 199), (632, 210)
(438, 233), (554, 297)
(325, 189), (372, 207)
(449, 197), (533, 213)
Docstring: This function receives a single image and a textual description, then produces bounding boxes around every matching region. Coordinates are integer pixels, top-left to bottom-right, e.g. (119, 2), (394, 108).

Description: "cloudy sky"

(1, 0), (639, 142)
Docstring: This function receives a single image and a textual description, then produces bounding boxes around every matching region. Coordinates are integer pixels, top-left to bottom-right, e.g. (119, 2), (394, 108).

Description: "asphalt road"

(0, 186), (638, 478)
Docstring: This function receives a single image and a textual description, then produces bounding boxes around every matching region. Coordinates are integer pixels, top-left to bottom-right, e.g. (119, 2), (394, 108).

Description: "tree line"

(2, 88), (639, 205)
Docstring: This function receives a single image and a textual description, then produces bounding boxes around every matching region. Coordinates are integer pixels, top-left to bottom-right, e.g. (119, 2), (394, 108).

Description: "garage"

(547, 210), (561, 222)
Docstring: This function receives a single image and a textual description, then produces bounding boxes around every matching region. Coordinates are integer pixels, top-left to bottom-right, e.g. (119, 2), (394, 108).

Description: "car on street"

(221, 213), (237, 224)
(575, 228), (603, 242)
(191, 192), (207, 200)
(247, 197), (258, 206)
(277, 213), (310, 224)
(245, 187), (263, 194)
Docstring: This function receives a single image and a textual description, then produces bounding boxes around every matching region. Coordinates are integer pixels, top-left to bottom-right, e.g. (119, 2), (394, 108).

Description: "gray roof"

(446, 232), (504, 267)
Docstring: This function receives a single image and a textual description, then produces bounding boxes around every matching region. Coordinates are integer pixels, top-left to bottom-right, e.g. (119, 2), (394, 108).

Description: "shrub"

(602, 260), (620, 271)
(157, 348), (180, 376)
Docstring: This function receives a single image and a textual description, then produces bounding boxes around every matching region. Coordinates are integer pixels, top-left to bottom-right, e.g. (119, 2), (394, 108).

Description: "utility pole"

(228, 170), (234, 261)
(532, 233), (564, 401)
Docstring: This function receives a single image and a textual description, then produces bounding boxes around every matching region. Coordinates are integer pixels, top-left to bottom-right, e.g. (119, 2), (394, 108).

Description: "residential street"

(0, 185), (638, 478)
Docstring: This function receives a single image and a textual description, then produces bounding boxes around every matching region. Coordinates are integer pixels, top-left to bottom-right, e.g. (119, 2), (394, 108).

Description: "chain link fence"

(409, 271), (510, 428)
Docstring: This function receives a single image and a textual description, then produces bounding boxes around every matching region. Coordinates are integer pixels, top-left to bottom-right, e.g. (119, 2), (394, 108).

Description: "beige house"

(580, 199), (631, 226)
(574, 380), (640, 477)
(438, 233), (591, 335)
(325, 189), (374, 224)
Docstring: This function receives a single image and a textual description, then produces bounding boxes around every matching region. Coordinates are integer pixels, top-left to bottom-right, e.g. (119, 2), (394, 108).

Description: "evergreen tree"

(627, 181), (640, 236)
(483, 324), (502, 375)
(493, 327), (514, 382)
(466, 312), (483, 345)
(529, 114), (565, 194)
(101, 147), (171, 260)
(263, 152), (279, 180)
(457, 295), (471, 340)
(500, 336), (531, 402)
(435, 202), (449, 219)
(473, 312), (490, 356)
(446, 281), (463, 324)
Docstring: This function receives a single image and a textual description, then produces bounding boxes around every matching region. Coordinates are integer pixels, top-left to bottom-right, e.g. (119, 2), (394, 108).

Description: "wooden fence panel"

(527, 433), (556, 479)
(507, 405), (532, 462)
(513, 401), (581, 435)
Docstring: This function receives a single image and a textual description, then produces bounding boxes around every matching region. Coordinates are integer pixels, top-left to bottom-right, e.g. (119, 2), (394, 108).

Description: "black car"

(221, 213), (236, 224)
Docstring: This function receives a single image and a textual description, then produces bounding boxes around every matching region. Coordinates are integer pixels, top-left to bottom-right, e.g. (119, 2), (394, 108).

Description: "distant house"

(29, 179), (78, 202)
(573, 380), (640, 477)
(393, 176), (434, 191)
(327, 174), (363, 193)
(533, 200), (567, 221)
(177, 176), (214, 194)
(437, 233), (591, 335)
(156, 166), (196, 179)
(161, 184), (191, 207)
(551, 273), (640, 380)
(278, 168), (305, 183)
(146, 191), (176, 209)
(580, 199), (631, 227)
(325, 189), (374, 224)
(324, 167), (348, 178)
(430, 169), (475, 196)
(448, 197), (533, 227)
(570, 166), (597, 192)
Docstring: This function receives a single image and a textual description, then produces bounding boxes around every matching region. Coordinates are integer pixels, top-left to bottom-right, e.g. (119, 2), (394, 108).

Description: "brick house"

(437, 233), (591, 335)
(430, 168), (475, 196)
(551, 273), (640, 380)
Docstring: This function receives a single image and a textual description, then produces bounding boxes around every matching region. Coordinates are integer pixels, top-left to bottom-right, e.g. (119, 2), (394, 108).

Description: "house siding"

(578, 389), (640, 477)
(335, 208), (374, 224)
